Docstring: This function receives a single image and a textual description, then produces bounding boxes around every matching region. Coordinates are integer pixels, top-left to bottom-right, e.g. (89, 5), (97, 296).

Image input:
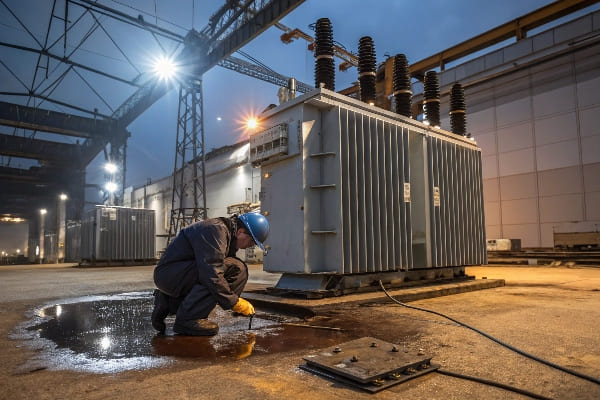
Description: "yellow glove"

(232, 297), (255, 316)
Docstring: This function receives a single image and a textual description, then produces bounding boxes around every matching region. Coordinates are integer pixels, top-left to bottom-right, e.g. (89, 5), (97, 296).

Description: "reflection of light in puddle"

(99, 336), (111, 350)
(10, 292), (170, 373)
(9, 291), (351, 374)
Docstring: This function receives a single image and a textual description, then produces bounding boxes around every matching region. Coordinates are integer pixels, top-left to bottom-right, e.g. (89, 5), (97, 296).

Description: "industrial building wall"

(431, 11), (600, 248)
(124, 142), (258, 254)
(203, 143), (261, 218)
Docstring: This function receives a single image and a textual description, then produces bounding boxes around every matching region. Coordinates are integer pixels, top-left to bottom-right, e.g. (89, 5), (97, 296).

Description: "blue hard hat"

(238, 212), (270, 252)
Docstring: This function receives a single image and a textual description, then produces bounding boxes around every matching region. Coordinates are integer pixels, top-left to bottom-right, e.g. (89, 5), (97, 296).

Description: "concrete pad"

(244, 278), (505, 316)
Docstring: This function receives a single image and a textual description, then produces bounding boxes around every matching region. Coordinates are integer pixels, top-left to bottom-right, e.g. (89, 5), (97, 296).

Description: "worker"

(151, 212), (269, 336)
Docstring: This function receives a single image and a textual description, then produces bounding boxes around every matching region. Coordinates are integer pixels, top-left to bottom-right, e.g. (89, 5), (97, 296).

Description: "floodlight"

(105, 182), (118, 193)
(104, 163), (118, 173)
(153, 56), (177, 80)
(247, 117), (258, 130)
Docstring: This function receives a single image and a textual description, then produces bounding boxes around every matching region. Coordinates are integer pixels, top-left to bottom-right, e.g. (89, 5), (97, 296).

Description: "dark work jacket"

(155, 217), (239, 309)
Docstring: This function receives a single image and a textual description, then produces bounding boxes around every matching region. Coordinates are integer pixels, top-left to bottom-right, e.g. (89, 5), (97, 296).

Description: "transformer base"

(268, 266), (469, 298)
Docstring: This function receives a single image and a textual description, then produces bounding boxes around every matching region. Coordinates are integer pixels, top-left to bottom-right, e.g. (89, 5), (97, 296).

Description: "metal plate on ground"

(301, 337), (439, 393)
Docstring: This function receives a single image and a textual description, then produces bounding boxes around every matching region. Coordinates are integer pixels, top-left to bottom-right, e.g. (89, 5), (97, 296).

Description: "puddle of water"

(152, 325), (348, 360)
(11, 292), (351, 373)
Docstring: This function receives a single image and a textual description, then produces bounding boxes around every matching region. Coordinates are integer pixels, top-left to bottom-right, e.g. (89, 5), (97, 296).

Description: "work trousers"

(154, 256), (248, 321)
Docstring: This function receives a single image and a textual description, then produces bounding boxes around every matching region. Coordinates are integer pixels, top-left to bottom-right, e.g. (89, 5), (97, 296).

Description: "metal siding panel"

(383, 122), (394, 270)
(433, 138), (442, 266)
(350, 111), (361, 273)
(473, 150), (482, 263)
(473, 150), (483, 263)
(445, 143), (457, 265)
(363, 115), (374, 272)
(403, 127), (413, 268)
(472, 149), (480, 263)
(451, 144), (460, 265)
(468, 149), (477, 264)
(95, 208), (102, 260)
(464, 148), (471, 263)
(151, 210), (156, 258)
(438, 142), (446, 266)
(427, 137), (437, 267)
(462, 148), (471, 264)
(378, 121), (389, 271)
(391, 125), (402, 269)
(443, 142), (453, 266)
(430, 138), (437, 266)
(357, 112), (368, 272)
(398, 126), (407, 268)
(371, 118), (382, 271)
(340, 108), (351, 274)
(457, 146), (465, 266)
(453, 144), (461, 265)
(133, 209), (138, 259)
(463, 149), (472, 264)
(435, 138), (444, 266)
(119, 208), (125, 259)
(476, 151), (487, 264)
(434, 138), (442, 267)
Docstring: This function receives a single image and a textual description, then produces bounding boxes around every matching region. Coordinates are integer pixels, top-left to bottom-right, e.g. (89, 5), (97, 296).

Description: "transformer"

(80, 206), (156, 265)
(251, 88), (486, 292)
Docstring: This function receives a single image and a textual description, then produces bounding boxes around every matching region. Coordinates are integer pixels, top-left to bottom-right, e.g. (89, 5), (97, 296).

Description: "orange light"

(233, 107), (262, 142)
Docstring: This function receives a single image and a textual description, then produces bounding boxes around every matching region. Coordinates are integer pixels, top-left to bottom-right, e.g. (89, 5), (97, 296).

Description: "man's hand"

(232, 298), (255, 316)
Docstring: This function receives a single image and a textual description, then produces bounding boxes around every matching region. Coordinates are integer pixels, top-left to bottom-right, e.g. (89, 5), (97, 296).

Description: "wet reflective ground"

(11, 292), (351, 373)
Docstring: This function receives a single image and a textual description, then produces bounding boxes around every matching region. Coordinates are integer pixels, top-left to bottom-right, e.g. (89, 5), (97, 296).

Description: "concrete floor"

(1, 262), (599, 399)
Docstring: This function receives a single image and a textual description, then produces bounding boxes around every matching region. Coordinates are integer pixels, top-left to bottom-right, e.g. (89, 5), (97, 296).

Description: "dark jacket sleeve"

(182, 220), (239, 309)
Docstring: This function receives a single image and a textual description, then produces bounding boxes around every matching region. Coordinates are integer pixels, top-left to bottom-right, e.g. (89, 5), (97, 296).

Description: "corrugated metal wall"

(339, 110), (412, 273)
(336, 108), (486, 273)
(43, 233), (58, 263)
(65, 220), (81, 262)
(427, 137), (487, 267)
(80, 206), (155, 262)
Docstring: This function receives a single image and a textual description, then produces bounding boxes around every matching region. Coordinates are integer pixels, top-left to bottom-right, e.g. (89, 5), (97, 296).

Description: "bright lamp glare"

(105, 182), (118, 193)
(247, 118), (258, 130)
(153, 56), (177, 80)
(104, 163), (118, 173)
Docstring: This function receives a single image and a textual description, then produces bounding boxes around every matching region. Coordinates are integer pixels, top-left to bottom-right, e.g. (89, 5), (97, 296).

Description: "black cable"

(378, 280), (600, 386)
(437, 369), (555, 400)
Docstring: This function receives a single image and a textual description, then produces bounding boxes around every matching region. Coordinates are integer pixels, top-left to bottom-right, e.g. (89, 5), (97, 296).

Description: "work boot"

(173, 318), (219, 336)
(151, 289), (169, 334)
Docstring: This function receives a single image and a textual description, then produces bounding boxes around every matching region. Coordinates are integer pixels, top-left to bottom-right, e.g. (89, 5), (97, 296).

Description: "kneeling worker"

(151, 212), (269, 336)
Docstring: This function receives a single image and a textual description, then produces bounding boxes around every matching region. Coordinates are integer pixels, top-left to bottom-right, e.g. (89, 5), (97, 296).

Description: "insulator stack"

(358, 36), (376, 104)
(314, 18), (335, 90)
(392, 54), (412, 117)
(423, 71), (440, 127)
(450, 83), (467, 135)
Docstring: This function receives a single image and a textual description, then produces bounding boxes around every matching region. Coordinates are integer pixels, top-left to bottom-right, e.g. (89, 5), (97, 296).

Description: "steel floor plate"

(301, 336), (439, 393)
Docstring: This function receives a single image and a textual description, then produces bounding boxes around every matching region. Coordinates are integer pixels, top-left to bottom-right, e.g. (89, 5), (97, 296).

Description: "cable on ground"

(437, 369), (554, 400)
(378, 280), (600, 386)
